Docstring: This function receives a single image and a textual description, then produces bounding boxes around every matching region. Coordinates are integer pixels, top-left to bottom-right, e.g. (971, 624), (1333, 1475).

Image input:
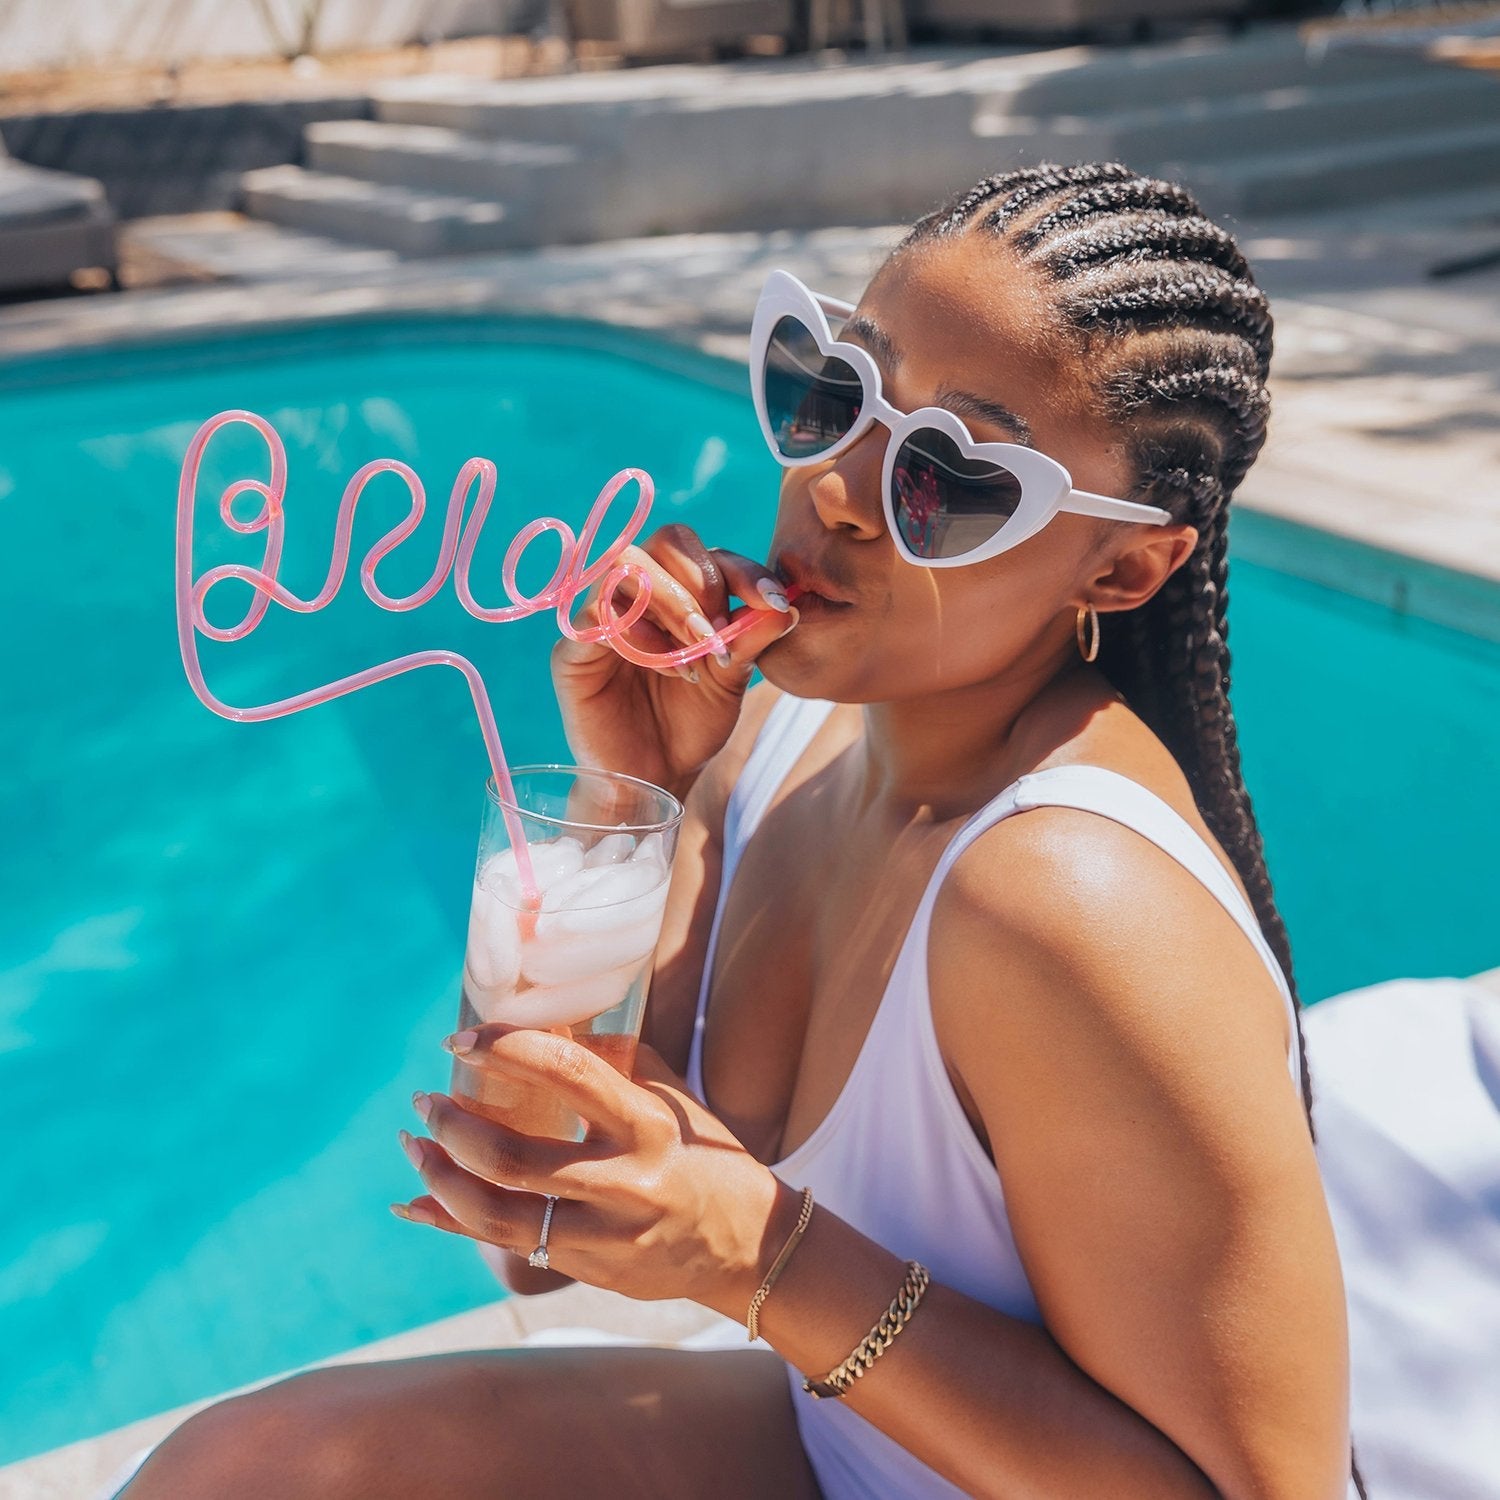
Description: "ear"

(1086, 524), (1199, 614)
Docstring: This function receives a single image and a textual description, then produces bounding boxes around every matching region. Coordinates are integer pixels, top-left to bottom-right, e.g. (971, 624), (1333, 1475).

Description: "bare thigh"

(122, 1345), (824, 1500)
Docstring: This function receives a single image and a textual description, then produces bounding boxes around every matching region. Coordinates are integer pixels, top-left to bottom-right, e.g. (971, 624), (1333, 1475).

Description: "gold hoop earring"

(1076, 603), (1100, 663)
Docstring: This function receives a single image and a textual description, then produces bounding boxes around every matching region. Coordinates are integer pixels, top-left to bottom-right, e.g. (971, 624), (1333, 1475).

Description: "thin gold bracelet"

(801, 1260), (930, 1399)
(746, 1185), (814, 1342)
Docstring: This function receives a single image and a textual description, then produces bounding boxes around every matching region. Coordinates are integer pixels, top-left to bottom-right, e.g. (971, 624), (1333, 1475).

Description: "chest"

(697, 793), (987, 1168)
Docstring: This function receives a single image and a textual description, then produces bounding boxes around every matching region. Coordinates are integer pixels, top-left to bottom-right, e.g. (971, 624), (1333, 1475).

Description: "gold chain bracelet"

(746, 1185), (814, 1342)
(802, 1260), (930, 1399)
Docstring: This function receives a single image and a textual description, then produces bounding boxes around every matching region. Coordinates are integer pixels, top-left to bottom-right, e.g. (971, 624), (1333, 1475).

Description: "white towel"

(1306, 976), (1500, 1500)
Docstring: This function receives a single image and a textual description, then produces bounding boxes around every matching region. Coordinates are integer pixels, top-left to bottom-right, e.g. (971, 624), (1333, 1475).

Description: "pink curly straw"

(175, 409), (780, 907)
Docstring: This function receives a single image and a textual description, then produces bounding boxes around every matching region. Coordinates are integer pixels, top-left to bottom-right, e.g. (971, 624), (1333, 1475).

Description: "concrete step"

(972, 26), (1452, 116)
(372, 72), (708, 144)
(239, 165), (523, 255)
(371, 29), (1418, 142)
(1184, 121), (1500, 216)
(304, 120), (592, 202)
(124, 212), (400, 282)
(984, 44), (1440, 118)
(978, 69), (1500, 165)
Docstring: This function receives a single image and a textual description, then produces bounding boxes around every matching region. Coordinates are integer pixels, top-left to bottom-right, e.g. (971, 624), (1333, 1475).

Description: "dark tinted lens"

(891, 429), (1024, 561)
(763, 315), (863, 458)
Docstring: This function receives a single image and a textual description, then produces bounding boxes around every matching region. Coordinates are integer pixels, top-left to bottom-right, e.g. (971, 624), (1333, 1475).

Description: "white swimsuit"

(685, 693), (1307, 1500)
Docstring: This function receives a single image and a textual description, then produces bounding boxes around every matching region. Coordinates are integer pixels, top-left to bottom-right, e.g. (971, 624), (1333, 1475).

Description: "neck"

(854, 650), (1093, 822)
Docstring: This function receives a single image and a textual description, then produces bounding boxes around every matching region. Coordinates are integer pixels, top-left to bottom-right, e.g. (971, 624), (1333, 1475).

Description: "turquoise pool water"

(1, 317), (1497, 1467)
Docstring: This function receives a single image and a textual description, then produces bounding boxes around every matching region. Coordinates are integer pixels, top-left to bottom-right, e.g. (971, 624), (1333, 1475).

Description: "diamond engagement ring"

(528, 1195), (559, 1270)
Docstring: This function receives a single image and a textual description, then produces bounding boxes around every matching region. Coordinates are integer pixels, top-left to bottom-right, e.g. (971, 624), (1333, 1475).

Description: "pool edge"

(1230, 508), (1500, 646)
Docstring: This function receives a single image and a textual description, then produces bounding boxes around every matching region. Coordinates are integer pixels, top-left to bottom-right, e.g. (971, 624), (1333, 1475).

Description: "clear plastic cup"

(451, 766), (684, 1142)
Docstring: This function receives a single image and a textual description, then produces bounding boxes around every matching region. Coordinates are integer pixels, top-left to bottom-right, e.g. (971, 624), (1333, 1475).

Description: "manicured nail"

(711, 614), (729, 632)
(685, 612), (716, 640)
(757, 579), (792, 612)
(675, 664), (700, 684)
(390, 1201), (434, 1225)
(777, 607), (801, 638)
(712, 646), (732, 669)
(399, 1129), (427, 1170)
(412, 1090), (432, 1123)
(443, 1030), (477, 1055)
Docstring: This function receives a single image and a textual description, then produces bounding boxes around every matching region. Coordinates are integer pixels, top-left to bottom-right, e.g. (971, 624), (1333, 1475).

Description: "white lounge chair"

(0, 139), (117, 295)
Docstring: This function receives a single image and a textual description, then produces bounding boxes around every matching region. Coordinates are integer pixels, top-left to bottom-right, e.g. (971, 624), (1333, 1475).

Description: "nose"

(805, 421), (888, 542)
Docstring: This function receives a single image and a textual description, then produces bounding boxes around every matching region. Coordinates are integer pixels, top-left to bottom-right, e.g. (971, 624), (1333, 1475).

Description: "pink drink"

(450, 768), (683, 1141)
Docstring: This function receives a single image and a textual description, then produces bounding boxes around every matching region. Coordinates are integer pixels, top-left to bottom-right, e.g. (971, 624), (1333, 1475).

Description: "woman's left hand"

(393, 1024), (788, 1322)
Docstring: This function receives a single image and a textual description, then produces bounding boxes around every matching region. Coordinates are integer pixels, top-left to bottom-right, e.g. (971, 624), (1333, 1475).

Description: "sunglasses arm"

(1064, 490), (1173, 526)
(817, 291), (857, 320)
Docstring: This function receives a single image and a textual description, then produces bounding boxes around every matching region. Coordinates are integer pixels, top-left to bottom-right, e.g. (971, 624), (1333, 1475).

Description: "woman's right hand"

(550, 524), (797, 799)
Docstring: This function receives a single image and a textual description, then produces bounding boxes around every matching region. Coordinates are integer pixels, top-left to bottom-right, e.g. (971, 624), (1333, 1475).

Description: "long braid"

(894, 162), (1366, 1497)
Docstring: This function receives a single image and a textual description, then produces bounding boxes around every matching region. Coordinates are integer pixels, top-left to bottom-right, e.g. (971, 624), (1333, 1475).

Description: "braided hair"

(892, 161), (1368, 1499)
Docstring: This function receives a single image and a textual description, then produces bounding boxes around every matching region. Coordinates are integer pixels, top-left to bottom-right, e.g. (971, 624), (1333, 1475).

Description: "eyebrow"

(933, 386), (1035, 447)
(840, 314), (1035, 447)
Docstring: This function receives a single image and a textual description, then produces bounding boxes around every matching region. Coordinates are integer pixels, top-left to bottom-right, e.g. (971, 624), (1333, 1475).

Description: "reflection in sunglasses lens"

(892, 430), (1024, 560)
(764, 316), (863, 458)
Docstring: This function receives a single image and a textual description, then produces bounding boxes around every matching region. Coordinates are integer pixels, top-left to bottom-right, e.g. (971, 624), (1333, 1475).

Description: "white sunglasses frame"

(748, 268), (1172, 568)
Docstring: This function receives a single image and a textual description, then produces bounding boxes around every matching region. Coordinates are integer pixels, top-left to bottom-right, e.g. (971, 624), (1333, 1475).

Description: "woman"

(125, 161), (1363, 1499)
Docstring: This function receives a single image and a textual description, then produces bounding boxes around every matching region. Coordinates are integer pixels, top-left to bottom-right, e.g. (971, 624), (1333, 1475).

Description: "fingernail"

(412, 1090), (432, 1123)
(777, 607), (801, 638)
(711, 614), (729, 632)
(757, 579), (792, 612)
(443, 1030), (477, 1055)
(712, 647), (732, 669)
(685, 612), (716, 640)
(676, 664), (700, 684)
(399, 1129), (427, 1170)
(390, 1201), (434, 1225)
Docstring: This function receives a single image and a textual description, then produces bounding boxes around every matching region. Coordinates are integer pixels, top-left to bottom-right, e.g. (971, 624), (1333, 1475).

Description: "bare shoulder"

(931, 796), (1294, 1084)
(926, 798), (1350, 1499)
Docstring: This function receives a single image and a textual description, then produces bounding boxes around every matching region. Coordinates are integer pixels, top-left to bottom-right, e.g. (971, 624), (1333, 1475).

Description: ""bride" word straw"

(174, 408), (779, 907)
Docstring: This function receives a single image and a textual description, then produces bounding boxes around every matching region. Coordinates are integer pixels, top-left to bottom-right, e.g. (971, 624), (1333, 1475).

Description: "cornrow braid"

(913, 161), (1134, 239)
(1001, 175), (1202, 242)
(1071, 270), (1274, 382)
(893, 161), (1367, 1499)
(1037, 211), (1254, 286)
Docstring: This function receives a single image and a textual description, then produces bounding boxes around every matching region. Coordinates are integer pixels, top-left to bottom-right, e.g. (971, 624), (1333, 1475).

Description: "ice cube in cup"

(522, 860), (671, 986)
(482, 958), (650, 1029)
(631, 831), (667, 872)
(466, 880), (521, 994)
(479, 835), (585, 905)
(584, 832), (635, 868)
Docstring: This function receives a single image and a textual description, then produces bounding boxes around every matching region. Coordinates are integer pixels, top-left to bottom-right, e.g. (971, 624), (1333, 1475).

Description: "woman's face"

(761, 239), (1141, 705)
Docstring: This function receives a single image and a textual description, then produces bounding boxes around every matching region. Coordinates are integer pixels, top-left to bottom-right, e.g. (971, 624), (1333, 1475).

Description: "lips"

(773, 551), (856, 609)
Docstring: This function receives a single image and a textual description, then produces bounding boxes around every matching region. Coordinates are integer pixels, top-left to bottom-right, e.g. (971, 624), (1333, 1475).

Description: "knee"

(123, 1373), (377, 1500)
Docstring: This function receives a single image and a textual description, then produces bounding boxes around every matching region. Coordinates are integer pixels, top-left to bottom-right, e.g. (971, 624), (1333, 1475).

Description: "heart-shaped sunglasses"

(749, 268), (1172, 567)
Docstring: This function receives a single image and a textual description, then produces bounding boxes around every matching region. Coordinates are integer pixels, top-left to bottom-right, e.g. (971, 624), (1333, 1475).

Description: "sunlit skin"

(125, 235), (1353, 1500)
